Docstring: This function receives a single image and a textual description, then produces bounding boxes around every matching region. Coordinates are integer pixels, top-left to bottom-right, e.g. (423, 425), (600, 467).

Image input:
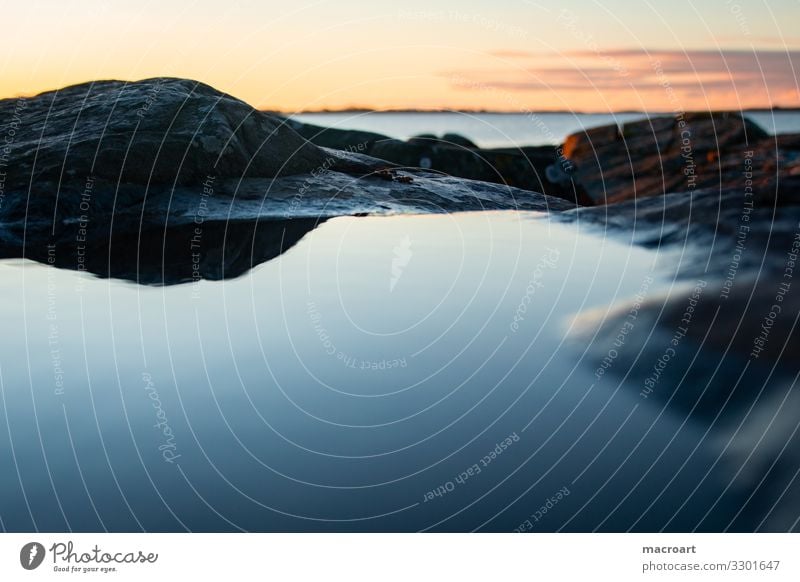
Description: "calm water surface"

(0, 212), (746, 531)
(292, 111), (800, 148)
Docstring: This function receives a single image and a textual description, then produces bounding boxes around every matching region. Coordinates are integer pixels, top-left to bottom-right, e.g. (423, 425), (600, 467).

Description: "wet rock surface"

(285, 118), (591, 205)
(561, 183), (800, 530)
(287, 111), (800, 209)
(562, 112), (799, 204)
(565, 182), (800, 382)
(0, 78), (344, 187)
(2, 78), (798, 290)
(0, 78), (572, 283)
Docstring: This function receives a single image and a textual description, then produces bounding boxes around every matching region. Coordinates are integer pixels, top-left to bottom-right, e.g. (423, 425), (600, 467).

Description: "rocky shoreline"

(0, 78), (572, 283)
(1, 77), (799, 285)
(287, 109), (800, 207)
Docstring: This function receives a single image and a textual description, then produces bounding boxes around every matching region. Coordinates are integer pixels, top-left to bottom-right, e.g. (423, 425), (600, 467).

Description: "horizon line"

(273, 106), (800, 116)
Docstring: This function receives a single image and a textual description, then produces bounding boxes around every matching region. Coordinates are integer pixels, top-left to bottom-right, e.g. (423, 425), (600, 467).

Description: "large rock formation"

(561, 112), (800, 204)
(1, 78), (358, 188)
(3, 77), (797, 284)
(285, 118), (592, 205)
(0, 78), (572, 283)
(566, 179), (800, 369)
(287, 111), (800, 208)
(560, 176), (800, 532)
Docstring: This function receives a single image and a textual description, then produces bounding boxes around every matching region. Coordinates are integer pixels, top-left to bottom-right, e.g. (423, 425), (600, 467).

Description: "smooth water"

(0, 212), (752, 531)
(292, 111), (800, 149)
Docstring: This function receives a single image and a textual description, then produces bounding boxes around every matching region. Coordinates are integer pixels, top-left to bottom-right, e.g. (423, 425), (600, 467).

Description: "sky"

(1, 0), (799, 112)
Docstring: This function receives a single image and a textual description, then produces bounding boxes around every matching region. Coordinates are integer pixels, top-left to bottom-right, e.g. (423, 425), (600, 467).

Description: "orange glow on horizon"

(1, 1), (798, 113)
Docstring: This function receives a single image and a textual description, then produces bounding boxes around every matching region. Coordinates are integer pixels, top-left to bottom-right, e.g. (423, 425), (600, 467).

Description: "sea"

(292, 110), (800, 149)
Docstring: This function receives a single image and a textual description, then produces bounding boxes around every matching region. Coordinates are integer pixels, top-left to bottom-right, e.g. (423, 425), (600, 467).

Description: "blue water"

(0, 212), (753, 532)
(292, 111), (800, 149)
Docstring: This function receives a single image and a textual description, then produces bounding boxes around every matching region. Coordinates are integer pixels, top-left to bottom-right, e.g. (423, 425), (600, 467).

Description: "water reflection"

(0, 211), (795, 532)
(15, 217), (325, 285)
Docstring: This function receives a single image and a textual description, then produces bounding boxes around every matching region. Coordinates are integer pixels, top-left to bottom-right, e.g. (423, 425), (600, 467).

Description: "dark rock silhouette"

(3, 78), (798, 288)
(284, 118), (592, 205)
(290, 111), (800, 208)
(0, 78), (358, 188)
(0, 78), (574, 283)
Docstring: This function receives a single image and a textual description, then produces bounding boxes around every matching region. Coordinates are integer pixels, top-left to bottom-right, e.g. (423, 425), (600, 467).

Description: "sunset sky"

(2, 0), (799, 112)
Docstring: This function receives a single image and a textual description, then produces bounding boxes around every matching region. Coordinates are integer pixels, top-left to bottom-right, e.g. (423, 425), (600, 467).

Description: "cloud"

(488, 50), (538, 59)
(455, 49), (800, 109)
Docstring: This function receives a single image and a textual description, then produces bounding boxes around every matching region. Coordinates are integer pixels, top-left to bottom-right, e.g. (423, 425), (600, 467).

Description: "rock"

(0, 78), (573, 283)
(289, 111), (799, 208)
(407, 133), (478, 148)
(442, 133), (478, 149)
(407, 133), (439, 145)
(560, 178), (800, 532)
(562, 112), (776, 203)
(0, 78), (359, 189)
(287, 119), (590, 205)
(283, 117), (391, 153)
(563, 180), (800, 401)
